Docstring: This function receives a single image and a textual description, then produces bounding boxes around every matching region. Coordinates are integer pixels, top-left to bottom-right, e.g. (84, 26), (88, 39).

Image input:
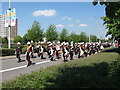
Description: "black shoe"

(27, 64), (31, 67)
(17, 59), (21, 63)
(17, 61), (20, 63)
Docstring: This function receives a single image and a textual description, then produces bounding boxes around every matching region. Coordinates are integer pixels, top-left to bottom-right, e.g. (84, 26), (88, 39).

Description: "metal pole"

(8, 0), (11, 49)
(89, 35), (90, 43)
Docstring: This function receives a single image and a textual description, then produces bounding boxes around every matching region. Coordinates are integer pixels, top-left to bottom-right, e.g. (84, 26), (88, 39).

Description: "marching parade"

(16, 40), (105, 67)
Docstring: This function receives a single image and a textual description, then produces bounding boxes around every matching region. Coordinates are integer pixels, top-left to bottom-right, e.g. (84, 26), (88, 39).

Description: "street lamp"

(8, 0), (11, 49)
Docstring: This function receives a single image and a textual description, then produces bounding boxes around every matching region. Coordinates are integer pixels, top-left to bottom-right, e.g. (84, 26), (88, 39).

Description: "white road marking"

(0, 60), (51, 73)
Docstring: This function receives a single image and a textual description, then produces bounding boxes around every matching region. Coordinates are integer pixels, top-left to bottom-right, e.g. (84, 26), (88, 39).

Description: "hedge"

(1, 48), (15, 56)
(1, 47), (44, 56)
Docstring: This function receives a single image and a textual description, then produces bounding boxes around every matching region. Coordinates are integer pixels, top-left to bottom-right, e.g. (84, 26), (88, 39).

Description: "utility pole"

(8, 0), (11, 49)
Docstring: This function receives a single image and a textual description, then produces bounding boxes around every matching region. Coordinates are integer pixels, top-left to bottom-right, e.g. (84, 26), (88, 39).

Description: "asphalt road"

(1, 53), (78, 83)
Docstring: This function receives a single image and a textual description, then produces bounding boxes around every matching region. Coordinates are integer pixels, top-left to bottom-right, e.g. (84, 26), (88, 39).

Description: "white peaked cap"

(78, 42), (84, 45)
(27, 42), (31, 44)
(41, 41), (44, 44)
(49, 43), (53, 46)
(57, 41), (60, 44)
(63, 42), (65, 44)
(38, 41), (41, 43)
(71, 41), (73, 44)
(17, 42), (21, 45)
(66, 42), (69, 45)
(64, 43), (68, 45)
(31, 40), (33, 43)
(47, 41), (51, 43)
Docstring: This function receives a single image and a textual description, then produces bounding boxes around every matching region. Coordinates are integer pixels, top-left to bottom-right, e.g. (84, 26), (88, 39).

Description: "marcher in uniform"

(16, 42), (22, 63)
(26, 42), (32, 67)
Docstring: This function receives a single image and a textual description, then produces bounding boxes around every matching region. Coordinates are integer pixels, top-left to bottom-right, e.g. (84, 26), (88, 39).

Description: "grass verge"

(2, 48), (120, 88)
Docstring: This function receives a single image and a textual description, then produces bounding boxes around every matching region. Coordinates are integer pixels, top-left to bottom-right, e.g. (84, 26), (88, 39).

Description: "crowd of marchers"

(16, 41), (105, 67)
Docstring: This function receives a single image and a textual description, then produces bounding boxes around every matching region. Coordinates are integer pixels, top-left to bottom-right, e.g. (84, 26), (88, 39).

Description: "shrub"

(1, 48), (15, 56)
(2, 44), (25, 49)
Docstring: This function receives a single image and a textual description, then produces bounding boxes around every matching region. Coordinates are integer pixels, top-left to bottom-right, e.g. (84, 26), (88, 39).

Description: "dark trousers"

(38, 53), (43, 59)
(70, 53), (73, 60)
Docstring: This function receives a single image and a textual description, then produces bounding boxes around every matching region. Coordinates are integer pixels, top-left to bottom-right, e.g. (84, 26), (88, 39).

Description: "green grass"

(2, 48), (120, 88)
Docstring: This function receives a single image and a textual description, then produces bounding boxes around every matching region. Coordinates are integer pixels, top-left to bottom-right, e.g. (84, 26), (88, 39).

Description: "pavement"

(0, 53), (78, 84)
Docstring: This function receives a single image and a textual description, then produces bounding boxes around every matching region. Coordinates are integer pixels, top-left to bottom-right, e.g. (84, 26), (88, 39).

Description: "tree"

(59, 28), (69, 42)
(69, 32), (80, 43)
(2, 37), (8, 44)
(23, 21), (44, 43)
(46, 24), (58, 41)
(79, 32), (87, 42)
(13, 35), (23, 43)
(90, 35), (97, 42)
(93, 0), (120, 48)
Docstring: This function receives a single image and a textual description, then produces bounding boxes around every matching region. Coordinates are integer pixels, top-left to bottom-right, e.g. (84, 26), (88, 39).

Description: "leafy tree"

(69, 32), (80, 43)
(90, 35), (97, 42)
(59, 28), (69, 42)
(46, 24), (58, 41)
(23, 21), (44, 43)
(2, 37), (8, 44)
(93, 0), (120, 48)
(13, 35), (23, 43)
(79, 32), (87, 42)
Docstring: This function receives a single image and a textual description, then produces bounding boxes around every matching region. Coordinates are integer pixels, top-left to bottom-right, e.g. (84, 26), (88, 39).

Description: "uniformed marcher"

(26, 42), (32, 67)
(62, 43), (69, 61)
(16, 42), (22, 63)
(69, 45), (74, 60)
(31, 40), (35, 58)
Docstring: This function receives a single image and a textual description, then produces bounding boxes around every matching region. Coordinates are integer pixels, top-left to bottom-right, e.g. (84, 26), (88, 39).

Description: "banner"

(4, 10), (9, 27)
(4, 8), (16, 27)
(11, 8), (16, 26)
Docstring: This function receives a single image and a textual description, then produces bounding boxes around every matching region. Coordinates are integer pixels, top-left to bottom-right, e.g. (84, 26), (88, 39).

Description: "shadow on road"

(20, 60), (26, 62)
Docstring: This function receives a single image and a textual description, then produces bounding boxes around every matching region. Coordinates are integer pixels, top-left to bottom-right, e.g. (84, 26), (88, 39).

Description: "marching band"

(16, 41), (105, 66)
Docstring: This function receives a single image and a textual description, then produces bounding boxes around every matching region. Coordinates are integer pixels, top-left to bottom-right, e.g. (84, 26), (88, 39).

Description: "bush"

(2, 44), (25, 49)
(2, 50), (120, 88)
(1, 48), (15, 56)
(22, 48), (27, 54)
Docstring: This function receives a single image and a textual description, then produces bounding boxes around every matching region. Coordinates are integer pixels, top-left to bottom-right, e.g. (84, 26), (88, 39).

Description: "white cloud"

(76, 19), (80, 23)
(62, 16), (72, 21)
(56, 24), (64, 27)
(32, 9), (56, 16)
(68, 24), (74, 27)
(79, 24), (88, 27)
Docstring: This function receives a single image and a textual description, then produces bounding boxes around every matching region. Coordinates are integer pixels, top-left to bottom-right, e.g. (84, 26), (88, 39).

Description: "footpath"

(1, 54), (25, 60)
(1, 53), (38, 60)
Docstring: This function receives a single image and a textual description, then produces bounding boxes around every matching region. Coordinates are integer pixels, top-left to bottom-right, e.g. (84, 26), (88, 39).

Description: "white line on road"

(0, 60), (51, 73)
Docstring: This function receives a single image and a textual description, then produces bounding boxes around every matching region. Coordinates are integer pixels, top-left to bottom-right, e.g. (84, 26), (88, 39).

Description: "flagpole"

(8, 0), (11, 49)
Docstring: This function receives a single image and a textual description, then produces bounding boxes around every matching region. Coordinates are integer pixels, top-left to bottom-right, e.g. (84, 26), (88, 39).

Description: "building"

(5, 18), (18, 41)
(0, 14), (6, 37)
(0, 14), (18, 41)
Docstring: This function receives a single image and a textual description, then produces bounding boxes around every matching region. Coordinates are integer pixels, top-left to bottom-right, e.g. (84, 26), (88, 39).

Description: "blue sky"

(2, 2), (107, 38)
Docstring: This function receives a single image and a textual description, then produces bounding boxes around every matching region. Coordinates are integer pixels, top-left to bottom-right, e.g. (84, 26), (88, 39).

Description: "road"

(0, 53), (77, 83)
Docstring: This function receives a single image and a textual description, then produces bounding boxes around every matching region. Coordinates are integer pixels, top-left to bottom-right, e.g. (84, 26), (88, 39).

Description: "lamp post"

(8, 0), (11, 49)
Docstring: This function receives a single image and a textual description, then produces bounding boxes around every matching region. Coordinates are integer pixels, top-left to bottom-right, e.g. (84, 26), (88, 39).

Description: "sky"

(2, 2), (108, 38)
